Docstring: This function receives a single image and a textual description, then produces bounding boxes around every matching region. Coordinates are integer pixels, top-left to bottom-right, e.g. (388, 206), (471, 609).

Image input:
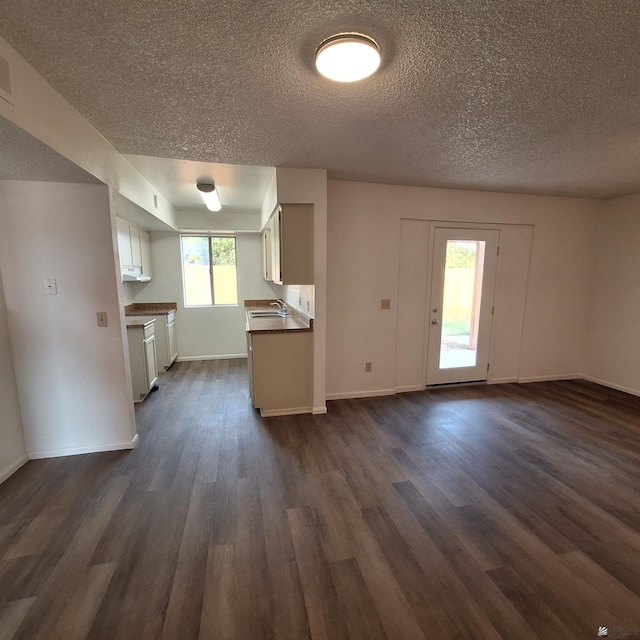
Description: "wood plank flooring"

(2, 360), (640, 639)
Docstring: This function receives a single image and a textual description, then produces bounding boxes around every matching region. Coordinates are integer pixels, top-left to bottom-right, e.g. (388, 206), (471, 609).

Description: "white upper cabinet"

(117, 218), (134, 267)
(270, 204), (314, 285)
(139, 229), (153, 280)
(116, 218), (152, 280)
(262, 223), (274, 282)
(130, 226), (142, 268)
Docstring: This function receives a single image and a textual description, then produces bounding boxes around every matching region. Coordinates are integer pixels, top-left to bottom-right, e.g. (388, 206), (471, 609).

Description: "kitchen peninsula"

(245, 299), (313, 417)
(125, 302), (178, 373)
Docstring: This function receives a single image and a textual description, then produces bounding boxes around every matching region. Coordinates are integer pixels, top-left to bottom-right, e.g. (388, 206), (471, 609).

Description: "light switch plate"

(96, 312), (108, 327)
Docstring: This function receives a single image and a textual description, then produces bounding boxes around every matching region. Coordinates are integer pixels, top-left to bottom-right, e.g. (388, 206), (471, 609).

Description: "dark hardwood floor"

(2, 360), (640, 639)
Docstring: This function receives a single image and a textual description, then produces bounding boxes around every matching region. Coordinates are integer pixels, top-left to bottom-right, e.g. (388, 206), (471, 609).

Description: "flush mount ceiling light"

(315, 32), (381, 82)
(196, 182), (222, 211)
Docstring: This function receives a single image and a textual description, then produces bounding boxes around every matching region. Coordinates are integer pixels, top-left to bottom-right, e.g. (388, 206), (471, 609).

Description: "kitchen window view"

(180, 235), (238, 306)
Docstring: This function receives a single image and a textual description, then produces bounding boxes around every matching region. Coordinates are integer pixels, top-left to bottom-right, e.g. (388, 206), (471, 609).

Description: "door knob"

(431, 319), (439, 325)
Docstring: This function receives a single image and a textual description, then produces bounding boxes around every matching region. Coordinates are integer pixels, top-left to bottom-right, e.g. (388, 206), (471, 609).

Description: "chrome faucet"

(270, 299), (288, 316)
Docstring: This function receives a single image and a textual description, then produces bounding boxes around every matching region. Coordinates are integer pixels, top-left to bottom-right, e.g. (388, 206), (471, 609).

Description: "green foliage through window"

(445, 242), (477, 268)
(211, 237), (236, 265)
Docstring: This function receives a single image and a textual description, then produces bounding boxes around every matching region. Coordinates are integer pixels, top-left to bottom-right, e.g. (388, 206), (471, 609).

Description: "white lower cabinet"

(248, 331), (312, 416)
(127, 320), (159, 402)
(150, 311), (178, 373)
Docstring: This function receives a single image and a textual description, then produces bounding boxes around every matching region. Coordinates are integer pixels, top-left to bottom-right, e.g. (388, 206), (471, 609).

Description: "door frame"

(422, 222), (501, 387)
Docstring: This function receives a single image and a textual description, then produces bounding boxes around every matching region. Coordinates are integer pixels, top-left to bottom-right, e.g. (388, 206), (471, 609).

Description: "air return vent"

(0, 54), (13, 105)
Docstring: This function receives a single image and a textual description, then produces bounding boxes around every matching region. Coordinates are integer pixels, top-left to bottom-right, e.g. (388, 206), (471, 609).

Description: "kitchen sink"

(249, 310), (287, 318)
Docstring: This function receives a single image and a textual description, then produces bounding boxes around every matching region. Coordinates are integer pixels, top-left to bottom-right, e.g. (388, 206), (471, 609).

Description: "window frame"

(180, 234), (239, 308)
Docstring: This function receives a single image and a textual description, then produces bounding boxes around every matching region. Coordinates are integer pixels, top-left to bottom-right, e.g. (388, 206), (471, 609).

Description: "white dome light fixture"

(315, 33), (381, 82)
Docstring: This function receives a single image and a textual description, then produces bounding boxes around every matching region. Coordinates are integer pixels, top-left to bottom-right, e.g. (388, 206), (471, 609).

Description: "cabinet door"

(130, 226), (142, 268)
(246, 332), (254, 402)
(272, 207), (283, 284)
(280, 204), (314, 284)
(139, 229), (153, 278)
(144, 334), (158, 390)
(117, 219), (133, 267)
(251, 332), (312, 411)
(167, 320), (178, 364)
(262, 226), (273, 281)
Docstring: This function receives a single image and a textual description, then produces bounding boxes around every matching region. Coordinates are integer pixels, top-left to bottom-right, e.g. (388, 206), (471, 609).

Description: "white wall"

(583, 195), (640, 395)
(276, 168), (328, 414)
(177, 209), (262, 232)
(0, 181), (137, 458)
(0, 264), (27, 483)
(284, 284), (315, 318)
(327, 180), (599, 398)
(127, 232), (282, 358)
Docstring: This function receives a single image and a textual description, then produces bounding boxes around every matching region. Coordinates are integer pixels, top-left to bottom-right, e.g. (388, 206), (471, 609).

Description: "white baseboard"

(395, 384), (425, 394)
(0, 454), (29, 485)
(581, 375), (640, 398)
(177, 354), (248, 362)
(312, 406), (328, 415)
(488, 377), (518, 384)
(28, 435), (139, 460)
(516, 374), (581, 384)
(260, 406), (313, 417)
(326, 388), (396, 401)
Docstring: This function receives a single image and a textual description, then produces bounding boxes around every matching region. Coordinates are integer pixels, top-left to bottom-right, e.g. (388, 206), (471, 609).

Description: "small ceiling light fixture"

(315, 32), (381, 82)
(196, 182), (222, 212)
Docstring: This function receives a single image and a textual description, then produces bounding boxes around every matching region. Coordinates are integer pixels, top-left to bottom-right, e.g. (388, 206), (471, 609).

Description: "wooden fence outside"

(442, 267), (475, 326)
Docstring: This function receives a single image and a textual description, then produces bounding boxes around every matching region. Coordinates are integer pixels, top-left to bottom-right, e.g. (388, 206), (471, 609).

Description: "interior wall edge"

(0, 454), (28, 485)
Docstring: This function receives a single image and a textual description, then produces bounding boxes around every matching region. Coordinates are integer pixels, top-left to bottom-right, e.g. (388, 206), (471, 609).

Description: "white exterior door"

(426, 228), (499, 385)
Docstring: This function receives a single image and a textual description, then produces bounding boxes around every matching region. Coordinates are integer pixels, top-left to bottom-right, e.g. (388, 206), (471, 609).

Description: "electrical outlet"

(96, 312), (108, 327)
(365, 362), (372, 372)
(43, 278), (57, 295)
(381, 299), (391, 310)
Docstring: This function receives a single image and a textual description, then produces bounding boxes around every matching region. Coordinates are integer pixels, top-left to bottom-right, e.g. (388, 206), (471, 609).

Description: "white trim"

(0, 454), (29, 485)
(312, 405), (328, 415)
(260, 406), (313, 417)
(395, 384), (425, 394)
(326, 388), (396, 401)
(581, 375), (640, 399)
(27, 435), (139, 460)
(517, 374), (581, 383)
(488, 377), (518, 384)
(177, 354), (248, 362)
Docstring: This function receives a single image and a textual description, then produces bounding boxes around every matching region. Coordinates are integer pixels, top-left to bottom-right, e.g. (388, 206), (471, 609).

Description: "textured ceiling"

(1, 0), (639, 199)
(0, 116), (101, 183)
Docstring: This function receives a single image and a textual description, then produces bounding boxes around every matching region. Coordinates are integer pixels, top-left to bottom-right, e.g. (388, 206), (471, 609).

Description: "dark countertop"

(125, 316), (156, 329)
(125, 302), (177, 316)
(245, 300), (313, 334)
